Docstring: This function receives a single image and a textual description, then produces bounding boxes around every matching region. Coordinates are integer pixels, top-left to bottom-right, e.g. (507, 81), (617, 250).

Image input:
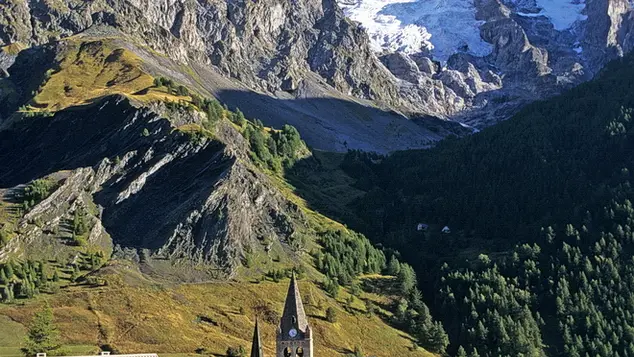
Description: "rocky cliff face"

(1, 0), (633, 145)
(340, 0), (634, 127)
(0, 0), (406, 108)
(0, 0), (465, 151)
(0, 96), (305, 279)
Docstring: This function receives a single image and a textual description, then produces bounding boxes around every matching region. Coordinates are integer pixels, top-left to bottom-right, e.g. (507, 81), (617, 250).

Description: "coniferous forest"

(324, 54), (634, 356)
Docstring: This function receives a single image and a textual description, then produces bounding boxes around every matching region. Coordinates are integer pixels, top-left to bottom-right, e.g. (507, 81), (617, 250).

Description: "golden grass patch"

(0, 278), (435, 357)
(1, 43), (25, 56)
(32, 41), (154, 111)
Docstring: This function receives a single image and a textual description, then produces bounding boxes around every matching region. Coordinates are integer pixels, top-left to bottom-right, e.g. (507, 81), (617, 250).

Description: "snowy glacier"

(338, 0), (493, 61)
(339, 0), (589, 61)
(515, 0), (587, 30)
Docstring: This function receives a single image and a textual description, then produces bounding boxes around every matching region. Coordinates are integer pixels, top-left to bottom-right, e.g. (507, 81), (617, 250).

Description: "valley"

(1, 0), (634, 356)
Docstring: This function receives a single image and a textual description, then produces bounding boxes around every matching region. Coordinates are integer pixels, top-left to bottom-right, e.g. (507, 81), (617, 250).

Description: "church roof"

(280, 272), (309, 334)
(250, 318), (264, 357)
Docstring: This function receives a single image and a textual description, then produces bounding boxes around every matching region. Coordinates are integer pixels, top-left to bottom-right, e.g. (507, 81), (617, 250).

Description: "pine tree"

(233, 109), (246, 127)
(70, 265), (80, 283)
(226, 345), (245, 357)
(326, 307), (338, 323)
(4, 264), (14, 280)
(324, 278), (339, 298)
(409, 287), (424, 312)
(426, 321), (449, 354)
(396, 263), (416, 296)
(90, 255), (98, 270)
(22, 304), (61, 356)
(457, 346), (468, 357)
(387, 255), (401, 276)
(0, 268), (7, 284)
(1, 285), (12, 303)
(73, 208), (88, 236)
(38, 262), (48, 282)
(176, 85), (188, 96)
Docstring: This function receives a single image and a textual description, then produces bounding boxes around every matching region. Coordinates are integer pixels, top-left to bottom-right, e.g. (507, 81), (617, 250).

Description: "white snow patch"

(517, 0), (587, 30)
(517, 11), (545, 17)
(338, 0), (493, 61)
(573, 41), (583, 53)
(459, 122), (480, 132)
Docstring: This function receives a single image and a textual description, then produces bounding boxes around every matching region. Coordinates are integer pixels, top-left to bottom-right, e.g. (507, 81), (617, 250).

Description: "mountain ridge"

(3, 0), (632, 152)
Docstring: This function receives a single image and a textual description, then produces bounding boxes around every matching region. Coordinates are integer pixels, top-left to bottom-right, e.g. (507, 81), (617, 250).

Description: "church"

(250, 273), (313, 357)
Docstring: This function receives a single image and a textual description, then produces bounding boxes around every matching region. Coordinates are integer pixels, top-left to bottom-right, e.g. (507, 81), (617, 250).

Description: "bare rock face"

(0, 0), (33, 45)
(621, 12), (634, 53)
(0, 96), (305, 280)
(481, 18), (551, 77)
(2, 0), (634, 146)
(582, 0), (632, 68)
(0, 52), (14, 77)
(0, 0), (439, 129)
(196, 0), (405, 108)
(411, 55), (439, 75)
(379, 53), (422, 84)
(0, 0), (530, 128)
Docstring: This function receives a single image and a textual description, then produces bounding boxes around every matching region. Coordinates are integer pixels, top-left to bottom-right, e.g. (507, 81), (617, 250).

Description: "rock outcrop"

(0, 95), (305, 280)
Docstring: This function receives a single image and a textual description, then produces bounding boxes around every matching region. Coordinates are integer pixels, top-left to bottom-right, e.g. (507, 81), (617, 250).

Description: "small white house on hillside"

(441, 226), (451, 234)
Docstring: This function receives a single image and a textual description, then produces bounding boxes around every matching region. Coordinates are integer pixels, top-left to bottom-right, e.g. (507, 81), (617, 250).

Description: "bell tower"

(250, 318), (264, 357)
(276, 273), (313, 357)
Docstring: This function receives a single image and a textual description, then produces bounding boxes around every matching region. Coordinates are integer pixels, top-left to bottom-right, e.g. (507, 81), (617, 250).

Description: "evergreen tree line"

(21, 178), (56, 211)
(154, 77), (189, 97)
(244, 122), (306, 173)
(313, 229), (450, 353)
(154, 76), (248, 132)
(437, 191), (634, 357)
(0, 253), (105, 303)
(334, 54), (634, 356)
(315, 230), (386, 286)
(0, 260), (56, 302)
(152, 77), (307, 171)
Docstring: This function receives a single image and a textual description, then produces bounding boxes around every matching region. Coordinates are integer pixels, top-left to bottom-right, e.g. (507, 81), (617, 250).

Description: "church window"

(284, 347), (292, 357)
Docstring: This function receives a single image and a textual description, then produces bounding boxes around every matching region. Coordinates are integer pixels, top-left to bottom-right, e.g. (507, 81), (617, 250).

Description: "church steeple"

(276, 272), (313, 357)
(251, 318), (264, 357)
(280, 272), (308, 335)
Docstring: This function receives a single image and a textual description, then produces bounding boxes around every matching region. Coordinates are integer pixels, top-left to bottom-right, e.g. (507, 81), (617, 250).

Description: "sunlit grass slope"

(25, 40), (190, 113)
(0, 270), (434, 357)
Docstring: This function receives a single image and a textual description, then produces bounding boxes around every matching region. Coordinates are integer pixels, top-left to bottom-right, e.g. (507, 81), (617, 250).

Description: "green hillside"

(294, 54), (634, 356)
(0, 40), (441, 357)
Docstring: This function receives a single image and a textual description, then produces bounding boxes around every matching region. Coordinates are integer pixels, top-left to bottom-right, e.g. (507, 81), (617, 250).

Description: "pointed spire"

(280, 271), (308, 335)
(250, 318), (264, 357)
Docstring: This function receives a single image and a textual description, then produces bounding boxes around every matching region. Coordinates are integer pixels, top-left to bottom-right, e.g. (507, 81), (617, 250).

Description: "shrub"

(226, 345), (245, 357)
(326, 307), (338, 323)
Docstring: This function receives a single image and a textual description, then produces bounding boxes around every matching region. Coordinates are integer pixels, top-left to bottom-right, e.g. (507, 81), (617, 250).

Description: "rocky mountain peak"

(340, 0), (634, 127)
(1, 0), (633, 147)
